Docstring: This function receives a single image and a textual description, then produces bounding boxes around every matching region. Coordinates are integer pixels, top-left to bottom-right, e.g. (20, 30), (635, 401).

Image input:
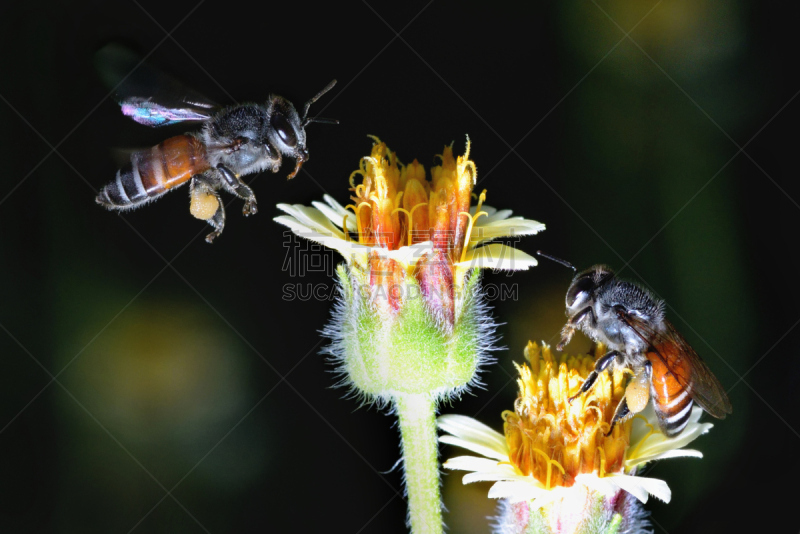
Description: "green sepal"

(336, 265), (485, 399)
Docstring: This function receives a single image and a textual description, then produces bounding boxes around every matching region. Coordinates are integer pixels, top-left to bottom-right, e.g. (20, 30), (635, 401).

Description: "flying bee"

(558, 264), (732, 437)
(95, 48), (337, 243)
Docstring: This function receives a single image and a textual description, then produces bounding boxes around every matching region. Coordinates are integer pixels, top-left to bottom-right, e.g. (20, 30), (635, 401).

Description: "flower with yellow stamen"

(276, 137), (544, 325)
(275, 137), (545, 400)
(275, 137), (545, 534)
(439, 342), (713, 534)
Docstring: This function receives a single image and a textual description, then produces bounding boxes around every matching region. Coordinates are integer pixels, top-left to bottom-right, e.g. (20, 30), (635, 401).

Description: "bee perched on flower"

(275, 137), (544, 533)
(439, 342), (714, 534)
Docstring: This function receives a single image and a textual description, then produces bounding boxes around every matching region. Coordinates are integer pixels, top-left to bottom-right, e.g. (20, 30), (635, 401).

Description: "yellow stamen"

(349, 170), (365, 190)
(353, 183), (367, 200)
(475, 189), (487, 215)
(504, 342), (632, 489)
(355, 202), (372, 244)
(597, 446), (607, 478)
(529, 447), (566, 490)
(342, 214), (351, 243)
(459, 210), (489, 262)
(461, 136), (472, 160)
(457, 212), (473, 263)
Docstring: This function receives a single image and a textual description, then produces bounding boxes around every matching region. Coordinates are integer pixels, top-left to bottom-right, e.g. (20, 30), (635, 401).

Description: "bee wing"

(95, 43), (218, 127)
(621, 313), (733, 418)
(118, 98), (213, 127)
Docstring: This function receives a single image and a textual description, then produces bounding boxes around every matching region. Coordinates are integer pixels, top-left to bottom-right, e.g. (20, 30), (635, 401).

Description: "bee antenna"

(304, 116), (340, 126)
(536, 251), (576, 272)
(301, 79), (337, 122)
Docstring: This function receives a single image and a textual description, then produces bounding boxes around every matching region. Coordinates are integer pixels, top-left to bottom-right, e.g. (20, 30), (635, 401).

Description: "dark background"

(0, 1), (796, 532)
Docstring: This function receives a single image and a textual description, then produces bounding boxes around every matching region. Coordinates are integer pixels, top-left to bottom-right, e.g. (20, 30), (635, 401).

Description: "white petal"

(627, 406), (713, 468)
(322, 193), (348, 213)
(461, 466), (520, 484)
(488, 481), (549, 503)
(580, 473), (671, 504)
(470, 218), (546, 243)
(324, 194), (359, 232)
(481, 209), (513, 224)
(627, 449), (703, 469)
(437, 415), (509, 460)
(274, 215), (370, 259)
(445, 458), (531, 486)
(275, 204), (345, 237)
(470, 204), (498, 217)
(311, 199), (358, 233)
(457, 244), (538, 271)
(657, 421), (714, 452)
(440, 435), (509, 463)
(610, 474), (672, 504)
(443, 456), (507, 474)
(476, 217), (546, 234)
(272, 215), (340, 244)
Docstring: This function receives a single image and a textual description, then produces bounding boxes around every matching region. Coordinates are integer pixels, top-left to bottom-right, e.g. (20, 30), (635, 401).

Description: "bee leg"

(606, 397), (633, 436)
(558, 306), (596, 350)
(190, 176), (226, 243)
(205, 205), (226, 243)
(568, 350), (620, 402)
(261, 143), (282, 173)
(217, 164), (258, 216)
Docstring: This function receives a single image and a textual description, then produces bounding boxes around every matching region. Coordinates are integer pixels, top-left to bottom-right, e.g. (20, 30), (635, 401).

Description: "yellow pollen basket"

(503, 342), (631, 490)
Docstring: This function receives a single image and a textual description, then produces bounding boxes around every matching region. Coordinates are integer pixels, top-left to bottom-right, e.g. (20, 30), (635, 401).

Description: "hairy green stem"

(395, 392), (442, 534)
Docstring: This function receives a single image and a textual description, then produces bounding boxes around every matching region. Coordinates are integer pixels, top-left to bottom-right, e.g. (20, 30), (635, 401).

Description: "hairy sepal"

(322, 264), (496, 407)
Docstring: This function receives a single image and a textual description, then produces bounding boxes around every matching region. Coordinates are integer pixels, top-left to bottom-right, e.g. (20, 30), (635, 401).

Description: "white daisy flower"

(439, 342), (714, 533)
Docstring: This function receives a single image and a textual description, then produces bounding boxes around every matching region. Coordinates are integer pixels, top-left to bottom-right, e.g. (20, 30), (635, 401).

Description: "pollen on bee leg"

(190, 189), (219, 221)
(625, 367), (651, 414)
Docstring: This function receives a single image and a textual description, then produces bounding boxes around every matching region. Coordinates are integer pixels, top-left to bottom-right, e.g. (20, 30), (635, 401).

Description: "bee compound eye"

(566, 276), (595, 307)
(271, 113), (298, 147)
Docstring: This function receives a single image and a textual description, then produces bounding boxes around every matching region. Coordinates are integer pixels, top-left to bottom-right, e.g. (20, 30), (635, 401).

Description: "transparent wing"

(620, 311), (733, 419)
(95, 43), (217, 127)
(118, 98), (212, 127)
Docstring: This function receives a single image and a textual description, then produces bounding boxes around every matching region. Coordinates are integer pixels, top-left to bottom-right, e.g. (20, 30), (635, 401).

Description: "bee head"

(268, 97), (306, 157)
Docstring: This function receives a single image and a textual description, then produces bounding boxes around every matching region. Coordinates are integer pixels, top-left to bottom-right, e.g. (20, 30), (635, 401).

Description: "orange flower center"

(503, 342), (632, 489)
(347, 138), (479, 264)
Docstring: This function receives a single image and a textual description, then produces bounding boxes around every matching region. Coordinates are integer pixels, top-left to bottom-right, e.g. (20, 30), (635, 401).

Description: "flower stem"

(395, 392), (442, 534)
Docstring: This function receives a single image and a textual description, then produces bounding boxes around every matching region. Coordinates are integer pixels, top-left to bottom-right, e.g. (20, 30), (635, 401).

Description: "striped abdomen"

(648, 346), (694, 437)
(97, 135), (209, 209)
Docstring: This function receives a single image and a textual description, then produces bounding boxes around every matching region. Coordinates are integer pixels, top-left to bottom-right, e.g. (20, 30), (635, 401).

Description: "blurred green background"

(0, 1), (796, 532)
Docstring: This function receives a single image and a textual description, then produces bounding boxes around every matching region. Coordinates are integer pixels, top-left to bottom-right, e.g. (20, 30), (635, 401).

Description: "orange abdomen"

(136, 135), (209, 194)
(647, 344), (694, 437)
(97, 135), (210, 209)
